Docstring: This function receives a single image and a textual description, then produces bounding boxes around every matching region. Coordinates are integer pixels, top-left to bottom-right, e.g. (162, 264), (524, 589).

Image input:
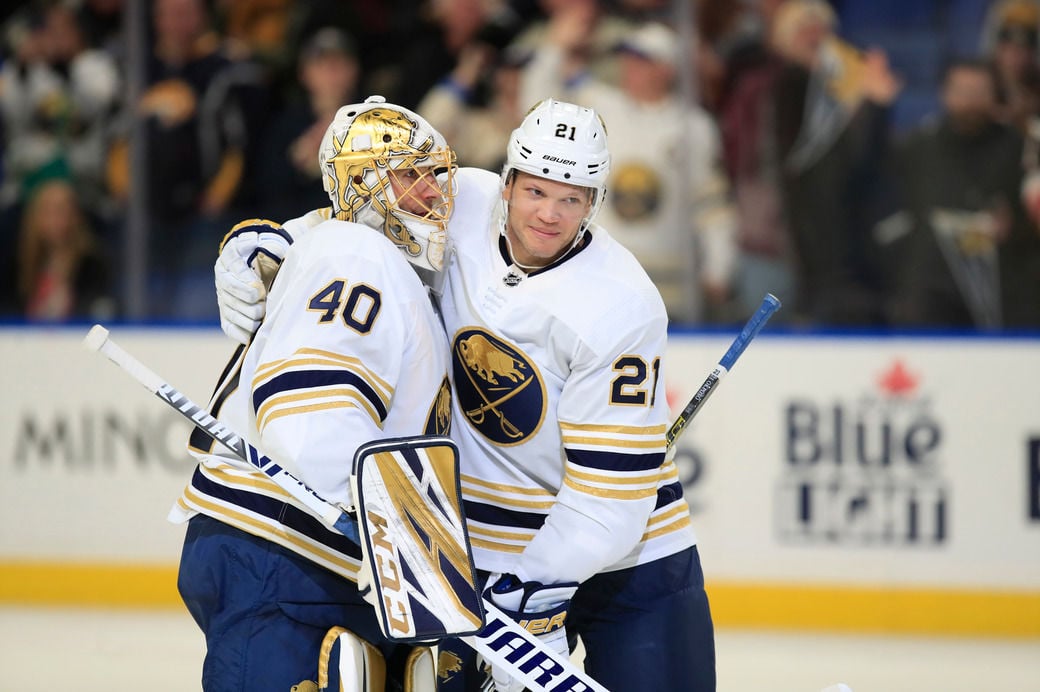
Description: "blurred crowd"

(0, 0), (1039, 330)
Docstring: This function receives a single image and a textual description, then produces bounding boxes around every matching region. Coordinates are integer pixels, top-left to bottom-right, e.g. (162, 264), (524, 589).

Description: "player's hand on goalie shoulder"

(481, 573), (578, 692)
(214, 219), (292, 344)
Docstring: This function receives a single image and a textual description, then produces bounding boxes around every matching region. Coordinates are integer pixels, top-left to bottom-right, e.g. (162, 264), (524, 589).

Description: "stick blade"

(82, 324), (110, 352)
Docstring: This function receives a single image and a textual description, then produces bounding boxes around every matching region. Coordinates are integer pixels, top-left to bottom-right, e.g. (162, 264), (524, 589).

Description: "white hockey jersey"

(440, 168), (697, 585)
(170, 210), (453, 581)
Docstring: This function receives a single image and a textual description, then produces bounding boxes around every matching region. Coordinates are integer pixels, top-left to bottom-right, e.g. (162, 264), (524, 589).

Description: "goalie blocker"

(352, 436), (485, 642)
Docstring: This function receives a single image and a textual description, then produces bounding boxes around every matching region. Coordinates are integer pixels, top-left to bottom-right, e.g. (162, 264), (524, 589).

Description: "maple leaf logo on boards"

(878, 359), (919, 397)
(665, 384), (680, 412)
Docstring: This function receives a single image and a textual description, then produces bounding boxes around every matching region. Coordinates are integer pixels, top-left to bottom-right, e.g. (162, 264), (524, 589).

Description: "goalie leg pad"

(403, 646), (437, 692)
(352, 435), (485, 642)
(317, 626), (386, 692)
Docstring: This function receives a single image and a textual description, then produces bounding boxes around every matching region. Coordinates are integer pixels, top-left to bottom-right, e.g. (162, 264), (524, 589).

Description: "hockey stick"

(666, 293), (781, 449)
(82, 325), (608, 692)
(82, 325), (362, 542)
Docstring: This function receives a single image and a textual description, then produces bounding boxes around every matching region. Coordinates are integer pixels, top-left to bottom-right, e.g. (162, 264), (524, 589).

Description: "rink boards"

(0, 325), (1037, 637)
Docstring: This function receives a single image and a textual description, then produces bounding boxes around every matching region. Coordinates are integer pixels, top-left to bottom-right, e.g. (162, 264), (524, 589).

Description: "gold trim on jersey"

(558, 420), (667, 452)
(257, 393), (371, 432)
(460, 485), (555, 510)
(252, 348), (393, 432)
(566, 465), (663, 487)
(255, 348), (393, 404)
(561, 435), (665, 450)
(562, 475), (658, 500)
(468, 537), (526, 553)
(466, 523), (537, 542)
(467, 532), (532, 553)
(658, 460), (680, 483)
(558, 422), (667, 435)
(202, 462), (295, 499)
(460, 474), (554, 496)
(466, 521), (535, 554)
(640, 503), (694, 541)
(180, 485), (361, 579)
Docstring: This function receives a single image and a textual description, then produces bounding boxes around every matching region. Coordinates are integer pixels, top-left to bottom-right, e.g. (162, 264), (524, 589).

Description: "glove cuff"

(484, 573), (578, 636)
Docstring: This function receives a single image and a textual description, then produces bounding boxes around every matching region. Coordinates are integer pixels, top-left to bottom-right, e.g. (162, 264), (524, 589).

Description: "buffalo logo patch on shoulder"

(452, 328), (545, 445)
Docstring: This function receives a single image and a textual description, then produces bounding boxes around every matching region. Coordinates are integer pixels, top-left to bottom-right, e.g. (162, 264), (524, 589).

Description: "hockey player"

(215, 98), (717, 691)
(170, 96), (459, 691)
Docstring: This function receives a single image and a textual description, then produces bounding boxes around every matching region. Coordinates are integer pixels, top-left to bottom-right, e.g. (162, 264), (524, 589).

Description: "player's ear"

(500, 170), (516, 201)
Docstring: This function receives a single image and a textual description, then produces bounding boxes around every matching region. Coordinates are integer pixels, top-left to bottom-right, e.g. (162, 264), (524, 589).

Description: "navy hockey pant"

(178, 514), (416, 691)
(438, 545), (716, 691)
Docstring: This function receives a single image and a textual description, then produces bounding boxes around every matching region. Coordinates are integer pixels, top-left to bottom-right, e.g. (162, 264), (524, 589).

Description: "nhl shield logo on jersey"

(452, 328), (545, 445)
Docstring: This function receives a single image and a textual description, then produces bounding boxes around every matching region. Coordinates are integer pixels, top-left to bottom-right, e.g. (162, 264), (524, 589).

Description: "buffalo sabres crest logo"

(452, 328), (545, 445)
(610, 162), (662, 221)
(424, 376), (453, 435)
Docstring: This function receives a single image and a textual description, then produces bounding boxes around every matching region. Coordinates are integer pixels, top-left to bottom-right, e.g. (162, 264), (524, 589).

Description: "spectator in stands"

(980, 1), (1040, 233)
(253, 27), (359, 222)
(982, 0), (1040, 132)
(885, 59), (1040, 329)
(211, 0), (306, 110)
(216, 0), (294, 64)
(0, 2), (120, 229)
(76, 0), (125, 58)
(417, 41), (528, 171)
(771, 0), (901, 326)
(716, 0), (798, 321)
(381, 0), (524, 111)
(15, 177), (114, 321)
(510, 0), (633, 88)
(695, 0), (773, 113)
(519, 18), (739, 324)
(105, 0), (262, 318)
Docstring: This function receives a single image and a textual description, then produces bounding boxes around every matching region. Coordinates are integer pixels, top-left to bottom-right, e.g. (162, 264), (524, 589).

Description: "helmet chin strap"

(498, 196), (592, 273)
(497, 198), (537, 272)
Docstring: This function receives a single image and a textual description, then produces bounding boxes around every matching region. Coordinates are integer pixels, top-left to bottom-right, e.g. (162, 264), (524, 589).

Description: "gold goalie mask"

(319, 96), (457, 284)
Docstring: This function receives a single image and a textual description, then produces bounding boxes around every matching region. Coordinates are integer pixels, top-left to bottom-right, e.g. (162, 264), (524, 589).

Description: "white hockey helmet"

(319, 95), (457, 278)
(502, 98), (611, 232)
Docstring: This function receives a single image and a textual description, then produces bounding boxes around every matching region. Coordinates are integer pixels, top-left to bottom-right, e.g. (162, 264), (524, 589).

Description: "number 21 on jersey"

(610, 355), (661, 406)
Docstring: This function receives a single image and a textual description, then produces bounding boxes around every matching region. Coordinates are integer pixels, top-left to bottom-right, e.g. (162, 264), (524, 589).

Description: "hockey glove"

(214, 219), (292, 344)
(481, 573), (578, 692)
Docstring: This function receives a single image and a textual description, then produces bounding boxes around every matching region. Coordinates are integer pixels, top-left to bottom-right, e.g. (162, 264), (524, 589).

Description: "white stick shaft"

(466, 602), (610, 692)
(82, 325), (604, 691)
(83, 325), (351, 535)
(86, 324), (166, 394)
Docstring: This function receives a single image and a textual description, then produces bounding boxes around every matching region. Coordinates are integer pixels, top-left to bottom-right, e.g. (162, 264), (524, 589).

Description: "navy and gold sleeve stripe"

(252, 348), (393, 433)
(560, 421), (667, 468)
(558, 421), (667, 499)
